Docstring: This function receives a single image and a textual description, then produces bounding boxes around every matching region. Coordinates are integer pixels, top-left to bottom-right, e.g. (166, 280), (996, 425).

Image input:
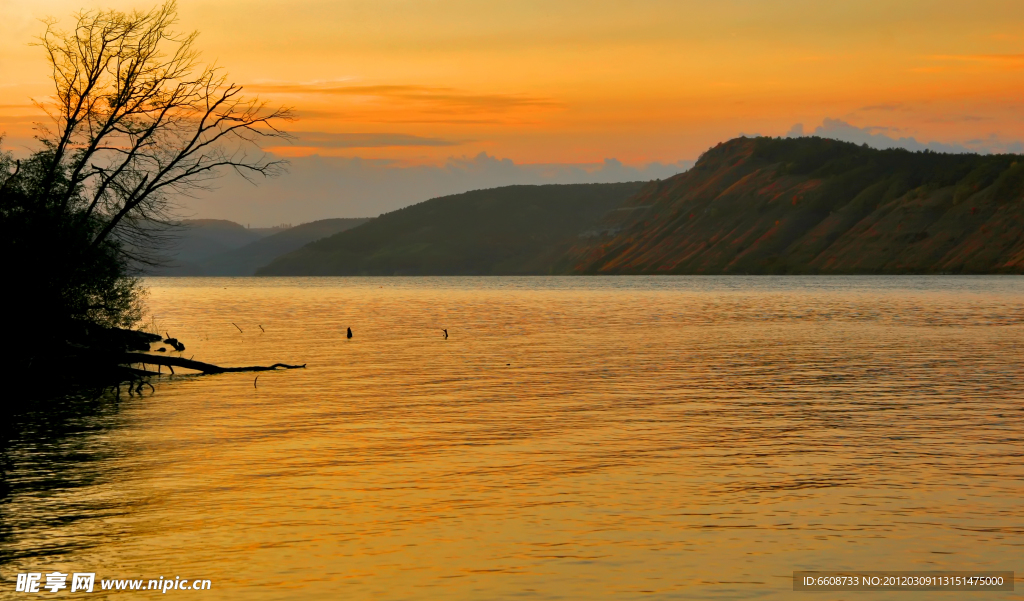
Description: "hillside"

(257, 183), (645, 275)
(144, 220), (278, 275)
(562, 137), (1024, 274)
(145, 218), (370, 275)
(171, 219), (268, 265)
(200, 218), (371, 275)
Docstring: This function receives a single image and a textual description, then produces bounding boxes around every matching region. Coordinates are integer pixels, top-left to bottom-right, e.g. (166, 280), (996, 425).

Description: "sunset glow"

(5, 2), (1024, 597)
(4, 0), (1024, 166)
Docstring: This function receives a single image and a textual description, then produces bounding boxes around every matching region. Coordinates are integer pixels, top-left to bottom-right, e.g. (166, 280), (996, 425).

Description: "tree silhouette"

(32, 0), (292, 265)
(0, 1), (291, 386)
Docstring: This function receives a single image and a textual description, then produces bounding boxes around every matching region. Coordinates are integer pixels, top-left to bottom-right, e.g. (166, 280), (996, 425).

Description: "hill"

(145, 218), (370, 275)
(199, 218), (371, 275)
(562, 137), (1024, 274)
(257, 183), (645, 275)
(144, 219), (277, 275)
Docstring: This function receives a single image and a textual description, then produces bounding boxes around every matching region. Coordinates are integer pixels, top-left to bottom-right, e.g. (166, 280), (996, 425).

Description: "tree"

(0, 1), (291, 381)
(34, 0), (292, 263)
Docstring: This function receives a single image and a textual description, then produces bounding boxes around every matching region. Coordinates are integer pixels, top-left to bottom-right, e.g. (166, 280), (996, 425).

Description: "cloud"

(247, 82), (559, 112)
(861, 125), (901, 134)
(851, 104), (990, 124)
(858, 103), (904, 112)
(280, 131), (463, 149)
(0, 115), (41, 124)
(292, 109), (516, 125)
(785, 123), (804, 138)
(784, 118), (986, 154)
(184, 152), (693, 226)
(923, 114), (990, 123)
(783, 118), (1024, 155)
(929, 53), (1024, 63)
(924, 54), (1024, 71)
(296, 112), (507, 126)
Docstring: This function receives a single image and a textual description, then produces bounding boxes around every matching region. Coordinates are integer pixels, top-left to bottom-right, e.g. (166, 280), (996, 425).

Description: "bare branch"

(29, 0), (292, 258)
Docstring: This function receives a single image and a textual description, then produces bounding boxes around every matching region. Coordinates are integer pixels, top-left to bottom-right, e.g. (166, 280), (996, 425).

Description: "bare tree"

(34, 0), (291, 263)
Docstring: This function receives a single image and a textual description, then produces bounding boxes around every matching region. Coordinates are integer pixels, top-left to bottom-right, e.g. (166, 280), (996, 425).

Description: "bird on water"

(347, 327), (353, 339)
(443, 329), (448, 339)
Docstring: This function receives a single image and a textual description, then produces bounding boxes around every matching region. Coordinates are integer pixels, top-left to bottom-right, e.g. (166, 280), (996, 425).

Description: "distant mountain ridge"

(146, 218), (371, 275)
(257, 183), (645, 275)
(562, 137), (1024, 274)
(198, 218), (372, 275)
(167, 219), (270, 268)
(156, 137), (1024, 277)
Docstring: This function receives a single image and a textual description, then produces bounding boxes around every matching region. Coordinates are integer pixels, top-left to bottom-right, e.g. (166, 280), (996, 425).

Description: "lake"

(2, 276), (1023, 599)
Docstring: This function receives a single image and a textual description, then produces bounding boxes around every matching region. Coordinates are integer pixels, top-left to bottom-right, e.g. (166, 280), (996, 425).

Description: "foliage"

(1, 144), (143, 354)
(32, 1), (291, 264)
(0, 1), (288, 375)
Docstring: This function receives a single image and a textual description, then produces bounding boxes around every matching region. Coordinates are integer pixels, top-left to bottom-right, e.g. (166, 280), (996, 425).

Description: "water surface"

(3, 276), (1023, 599)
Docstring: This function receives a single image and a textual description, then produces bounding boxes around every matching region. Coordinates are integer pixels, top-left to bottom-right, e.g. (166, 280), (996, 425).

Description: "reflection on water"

(0, 398), (133, 564)
(2, 276), (1023, 599)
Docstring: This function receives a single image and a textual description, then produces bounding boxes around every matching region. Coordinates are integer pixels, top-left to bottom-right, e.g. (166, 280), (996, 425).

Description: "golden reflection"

(2, 277), (1022, 599)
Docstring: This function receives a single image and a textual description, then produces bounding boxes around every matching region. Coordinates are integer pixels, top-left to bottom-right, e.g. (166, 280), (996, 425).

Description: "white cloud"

(787, 118), (1024, 155)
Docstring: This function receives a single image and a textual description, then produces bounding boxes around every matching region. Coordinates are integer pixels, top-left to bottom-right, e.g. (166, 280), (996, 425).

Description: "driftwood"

(124, 366), (161, 377)
(12, 323), (305, 401)
(120, 352), (305, 375)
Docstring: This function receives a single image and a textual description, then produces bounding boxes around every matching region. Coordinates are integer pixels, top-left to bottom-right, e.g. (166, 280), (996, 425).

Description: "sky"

(3, 0), (1024, 224)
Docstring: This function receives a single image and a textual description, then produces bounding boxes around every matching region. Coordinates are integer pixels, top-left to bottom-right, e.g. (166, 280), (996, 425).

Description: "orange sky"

(3, 0), (1024, 165)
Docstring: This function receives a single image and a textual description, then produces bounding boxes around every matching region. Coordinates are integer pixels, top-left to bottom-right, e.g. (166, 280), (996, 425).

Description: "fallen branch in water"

(124, 366), (161, 378)
(120, 353), (305, 375)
